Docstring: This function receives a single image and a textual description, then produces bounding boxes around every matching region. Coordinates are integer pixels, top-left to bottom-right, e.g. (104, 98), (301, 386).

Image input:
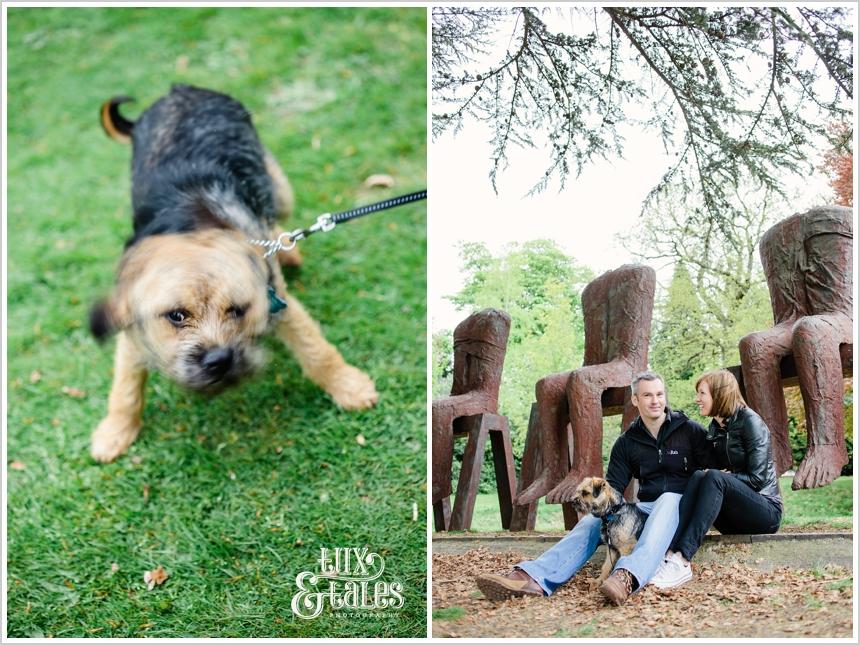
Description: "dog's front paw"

(326, 365), (379, 410)
(90, 416), (142, 463)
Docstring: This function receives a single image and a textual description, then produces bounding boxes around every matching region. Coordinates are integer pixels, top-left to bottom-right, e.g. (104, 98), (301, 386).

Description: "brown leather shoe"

(599, 568), (635, 606)
(476, 569), (544, 601)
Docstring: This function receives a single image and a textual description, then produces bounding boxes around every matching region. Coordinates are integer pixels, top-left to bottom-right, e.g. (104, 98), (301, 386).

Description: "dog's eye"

(165, 310), (189, 326)
(226, 305), (247, 319)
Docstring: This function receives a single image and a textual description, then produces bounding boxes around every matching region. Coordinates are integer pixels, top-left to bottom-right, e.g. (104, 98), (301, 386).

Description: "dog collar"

(601, 502), (624, 524)
(268, 286), (287, 314)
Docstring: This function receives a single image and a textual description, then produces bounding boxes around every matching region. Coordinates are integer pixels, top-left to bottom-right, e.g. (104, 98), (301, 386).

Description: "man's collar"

(636, 407), (670, 434)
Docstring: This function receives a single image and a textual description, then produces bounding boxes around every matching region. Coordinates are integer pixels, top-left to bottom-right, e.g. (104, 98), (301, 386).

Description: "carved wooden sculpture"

(740, 205), (853, 489)
(517, 264), (656, 505)
(432, 309), (512, 529)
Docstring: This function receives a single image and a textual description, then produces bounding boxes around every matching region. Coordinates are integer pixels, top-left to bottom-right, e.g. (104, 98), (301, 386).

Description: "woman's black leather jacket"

(706, 406), (781, 504)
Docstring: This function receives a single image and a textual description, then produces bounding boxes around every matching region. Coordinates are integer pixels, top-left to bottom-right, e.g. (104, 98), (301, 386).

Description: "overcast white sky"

(429, 119), (833, 333)
(430, 122), (666, 331)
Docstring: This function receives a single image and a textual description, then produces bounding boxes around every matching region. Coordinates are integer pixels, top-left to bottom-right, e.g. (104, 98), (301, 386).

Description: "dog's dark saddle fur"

(120, 84), (276, 248)
(597, 498), (648, 548)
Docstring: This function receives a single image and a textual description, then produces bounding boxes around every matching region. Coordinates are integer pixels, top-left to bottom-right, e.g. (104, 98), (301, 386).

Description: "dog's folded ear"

(592, 479), (604, 499)
(89, 298), (120, 342)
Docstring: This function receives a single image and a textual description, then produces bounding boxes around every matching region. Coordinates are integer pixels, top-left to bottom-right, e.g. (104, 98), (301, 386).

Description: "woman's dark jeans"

(670, 469), (782, 561)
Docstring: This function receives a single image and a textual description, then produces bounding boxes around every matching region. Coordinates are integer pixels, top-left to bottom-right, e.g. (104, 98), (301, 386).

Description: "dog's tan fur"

(91, 333), (148, 462)
(91, 155), (377, 462)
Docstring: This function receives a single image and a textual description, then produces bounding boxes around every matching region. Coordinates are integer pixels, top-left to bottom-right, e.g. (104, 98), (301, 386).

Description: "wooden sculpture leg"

(432, 399), (456, 507)
(432, 393), (495, 530)
(546, 361), (633, 504)
(791, 313), (851, 489)
(740, 324), (794, 475)
(515, 372), (571, 504)
(487, 415), (518, 530)
(510, 404), (541, 531)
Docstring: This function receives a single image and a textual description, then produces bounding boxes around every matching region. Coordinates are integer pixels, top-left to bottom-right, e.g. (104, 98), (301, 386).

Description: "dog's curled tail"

(100, 96), (136, 143)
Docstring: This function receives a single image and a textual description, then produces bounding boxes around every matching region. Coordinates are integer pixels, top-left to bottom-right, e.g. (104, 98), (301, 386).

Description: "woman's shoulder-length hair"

(695, 369), (747, 419)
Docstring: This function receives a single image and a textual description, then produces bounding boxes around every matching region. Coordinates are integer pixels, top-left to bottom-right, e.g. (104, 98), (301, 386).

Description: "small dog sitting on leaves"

(89, 84), (378, 463)
(570, 476), (648, 585)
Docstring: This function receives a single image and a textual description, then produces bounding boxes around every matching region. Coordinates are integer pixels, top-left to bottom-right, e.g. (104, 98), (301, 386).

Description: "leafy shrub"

(788, 380), (853, 476)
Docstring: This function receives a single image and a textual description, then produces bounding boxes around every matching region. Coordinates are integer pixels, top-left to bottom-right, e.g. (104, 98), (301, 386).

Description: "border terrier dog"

(89, 84), (378, 463)
(571, 477), (648, 585)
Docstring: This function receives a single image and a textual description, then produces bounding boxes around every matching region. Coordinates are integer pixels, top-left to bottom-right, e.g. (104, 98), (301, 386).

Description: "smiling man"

(476, 371), (710, 606)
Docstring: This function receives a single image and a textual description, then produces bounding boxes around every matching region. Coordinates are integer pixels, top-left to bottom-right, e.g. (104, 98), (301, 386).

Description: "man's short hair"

(631, 371), (665, 395)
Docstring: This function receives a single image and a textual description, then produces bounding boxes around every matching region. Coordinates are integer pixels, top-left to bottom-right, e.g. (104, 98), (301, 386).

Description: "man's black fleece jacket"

(605, 408), (710, 503)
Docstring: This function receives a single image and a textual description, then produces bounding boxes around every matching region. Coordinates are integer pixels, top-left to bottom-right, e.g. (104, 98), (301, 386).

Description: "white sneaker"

(649, 551), (692, 589)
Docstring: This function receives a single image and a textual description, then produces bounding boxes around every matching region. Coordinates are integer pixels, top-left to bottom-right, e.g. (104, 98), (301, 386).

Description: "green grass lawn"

(460, 476), (853, 533)
(6, 7), (426, 638)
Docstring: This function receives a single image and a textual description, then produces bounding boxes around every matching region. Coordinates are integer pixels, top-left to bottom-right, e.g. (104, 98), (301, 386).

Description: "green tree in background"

(621, 187), (780, 415)
(432, 331), (454, 398)
(649, 263), (712, 415)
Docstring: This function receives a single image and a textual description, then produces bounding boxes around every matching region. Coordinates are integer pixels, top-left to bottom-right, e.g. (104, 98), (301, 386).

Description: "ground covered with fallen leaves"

(432, 548), (853, 638)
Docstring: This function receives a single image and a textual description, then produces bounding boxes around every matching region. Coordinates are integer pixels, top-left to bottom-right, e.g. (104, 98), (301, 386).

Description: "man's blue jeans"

(517, 492), (681, 596)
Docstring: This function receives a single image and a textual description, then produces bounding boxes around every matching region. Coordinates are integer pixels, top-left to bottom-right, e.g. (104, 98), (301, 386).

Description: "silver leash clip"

(309, 213), (336, 234)
(248, 213), (334, 257)
(278, 229), (304, 253)
(248, 230), (301, 257)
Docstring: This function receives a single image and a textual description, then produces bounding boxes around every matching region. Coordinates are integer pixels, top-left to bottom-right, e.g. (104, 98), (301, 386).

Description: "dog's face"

(92, 230), (273, 392)
(570, 476), (616, 517)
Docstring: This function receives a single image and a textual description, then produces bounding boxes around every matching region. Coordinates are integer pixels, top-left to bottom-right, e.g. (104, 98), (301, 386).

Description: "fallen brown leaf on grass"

(10, 461), (26, 471)
(29, 370), (42, 384)
(61, 386), (87, 398)
(143, 566), (169, 590)
(364, 173), (395, 188)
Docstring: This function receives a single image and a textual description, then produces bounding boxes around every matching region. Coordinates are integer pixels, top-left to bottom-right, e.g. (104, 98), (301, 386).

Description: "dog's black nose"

(201, 347), (234, 378)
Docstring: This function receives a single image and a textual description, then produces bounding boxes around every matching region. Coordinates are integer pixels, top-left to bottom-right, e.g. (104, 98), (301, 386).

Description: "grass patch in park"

(460, 476), (853, 533)
(6, 7), (426, 638)
(779, 475), (853, 528)
(432, 606), (466, 622)
(826, 577), (852, 591)
(576, 622), (597, 636)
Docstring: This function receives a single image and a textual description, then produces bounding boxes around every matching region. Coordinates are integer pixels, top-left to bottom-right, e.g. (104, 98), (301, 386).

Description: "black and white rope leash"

(248, 189), (427, 257)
